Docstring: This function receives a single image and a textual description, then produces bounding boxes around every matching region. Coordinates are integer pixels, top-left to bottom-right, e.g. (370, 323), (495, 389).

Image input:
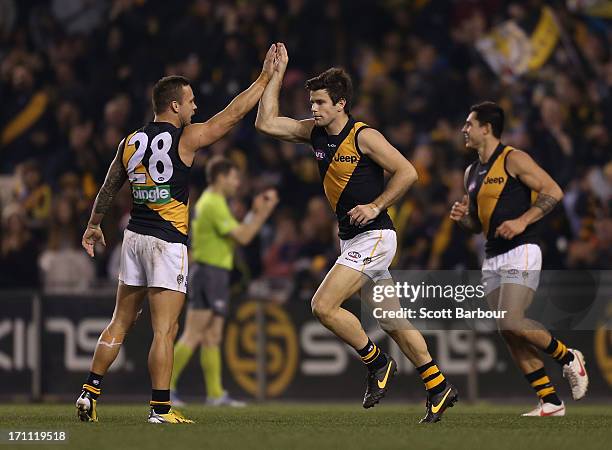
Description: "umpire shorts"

(188, 262), (230, 317)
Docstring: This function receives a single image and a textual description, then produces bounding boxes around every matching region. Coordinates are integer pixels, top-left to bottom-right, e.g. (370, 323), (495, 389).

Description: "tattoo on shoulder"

(533, 193), (558, 216)
(93, 158), (127, 215)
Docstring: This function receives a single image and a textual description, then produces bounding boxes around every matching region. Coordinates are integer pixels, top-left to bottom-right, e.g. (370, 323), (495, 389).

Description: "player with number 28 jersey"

(122, 123), (190, 244)
(76, 45), (279, 425)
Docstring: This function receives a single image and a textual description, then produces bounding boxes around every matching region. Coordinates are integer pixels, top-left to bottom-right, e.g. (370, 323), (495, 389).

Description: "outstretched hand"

(275, 42), (289, 75)
(261, 43), (278, 79)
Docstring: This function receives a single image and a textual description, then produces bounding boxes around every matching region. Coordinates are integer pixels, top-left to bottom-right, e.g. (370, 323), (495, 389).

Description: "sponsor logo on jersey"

(132, 185), (172, 204)
(484, 176), (505, 184)
(314, 150), (326, 160)
(348, 251), (361, 259)
(334, 154), (359, 164)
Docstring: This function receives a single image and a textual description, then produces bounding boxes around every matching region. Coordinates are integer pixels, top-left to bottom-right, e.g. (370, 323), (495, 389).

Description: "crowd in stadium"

(0, 0), (610, 293)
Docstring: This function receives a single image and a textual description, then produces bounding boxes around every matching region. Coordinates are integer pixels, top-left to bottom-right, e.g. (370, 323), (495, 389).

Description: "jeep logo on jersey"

(334, 154), (359, 164)
(132, 185), (172, 204)
(484, 176), (504, 184)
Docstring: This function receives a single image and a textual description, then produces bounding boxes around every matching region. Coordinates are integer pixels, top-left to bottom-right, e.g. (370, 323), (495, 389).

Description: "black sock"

(82, 372), (103, 399)
(357, 339), (387, 371)
(544, 337), (574, 365)
(151, 389), (171, 414)
(525, 367), (561, 405)
(416, 360), (448, 396)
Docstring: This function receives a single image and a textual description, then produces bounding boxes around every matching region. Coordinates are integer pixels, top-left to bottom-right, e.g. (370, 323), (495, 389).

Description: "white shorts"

(336, 229), (396, 282)
(481, 244), (541, 295)
(119, 229), (188, 293)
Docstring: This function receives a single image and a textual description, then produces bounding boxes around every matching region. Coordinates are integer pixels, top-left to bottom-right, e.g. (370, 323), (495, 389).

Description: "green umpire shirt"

(191, 189), (239, 270)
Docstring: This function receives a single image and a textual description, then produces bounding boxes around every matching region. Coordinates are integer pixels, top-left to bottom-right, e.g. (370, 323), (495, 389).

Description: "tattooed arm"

(82, 142), (127, 257)
(494, 150), (563, 240)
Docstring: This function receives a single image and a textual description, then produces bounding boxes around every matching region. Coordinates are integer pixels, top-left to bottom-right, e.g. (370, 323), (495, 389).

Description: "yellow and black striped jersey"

(310, 116), (394, 240)
(121, 122), (190, 244)
(466, 143), (539, 257)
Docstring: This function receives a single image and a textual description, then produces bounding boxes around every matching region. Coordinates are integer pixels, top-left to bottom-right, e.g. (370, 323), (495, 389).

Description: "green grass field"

(1, 403), (610, 450)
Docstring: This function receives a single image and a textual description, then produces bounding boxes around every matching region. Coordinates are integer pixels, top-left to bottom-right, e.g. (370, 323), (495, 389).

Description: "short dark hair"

(305, 68), (353, 113)
(152, 75), (190, 114)
(470, 101), (504, 138)
(206, 156), (238, 184)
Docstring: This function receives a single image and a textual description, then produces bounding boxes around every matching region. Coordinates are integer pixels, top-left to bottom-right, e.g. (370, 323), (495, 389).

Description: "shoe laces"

(563, 359), (578, 386)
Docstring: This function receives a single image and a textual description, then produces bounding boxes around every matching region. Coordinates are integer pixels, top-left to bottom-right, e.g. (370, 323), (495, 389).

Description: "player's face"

(462, 112), (485, 149)
(178, 85), (197, 126)
(309, 89), (343, 127)
(221, 168), (241, 197)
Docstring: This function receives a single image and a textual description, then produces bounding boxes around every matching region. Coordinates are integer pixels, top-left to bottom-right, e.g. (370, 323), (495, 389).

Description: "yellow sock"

(201, 346), (224, 399)
(171, 342), (193, 391)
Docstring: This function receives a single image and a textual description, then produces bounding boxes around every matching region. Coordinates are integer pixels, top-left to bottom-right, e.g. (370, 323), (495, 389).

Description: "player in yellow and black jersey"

(121, 122), (190, 244)
(75, 44), (280, 424)
(256, 43), (457, 423)
(310, 117), (394, 239)
(451, 101), (589, 416)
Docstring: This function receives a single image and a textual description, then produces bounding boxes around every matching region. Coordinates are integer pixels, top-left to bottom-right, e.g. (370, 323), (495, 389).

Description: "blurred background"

(0, 0), (610, 403)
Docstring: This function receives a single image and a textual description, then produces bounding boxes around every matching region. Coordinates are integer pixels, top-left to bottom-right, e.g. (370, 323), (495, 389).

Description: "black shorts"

(188, 263), (230, 317)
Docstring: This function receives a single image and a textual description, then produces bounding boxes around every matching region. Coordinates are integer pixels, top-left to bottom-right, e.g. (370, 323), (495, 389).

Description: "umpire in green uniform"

(171, 156), (278, 406)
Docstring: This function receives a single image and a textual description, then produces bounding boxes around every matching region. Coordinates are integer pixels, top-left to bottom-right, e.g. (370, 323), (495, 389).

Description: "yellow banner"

(476, 6), (560, 78)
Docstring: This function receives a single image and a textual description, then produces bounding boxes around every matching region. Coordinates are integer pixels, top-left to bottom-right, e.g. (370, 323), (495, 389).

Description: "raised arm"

(347, 128), (418, 226)
(228, 189), (279, 245)
(82, 140), (128, 257)
(255, 43), (314, 144)
(494, 150), (563, 239)
(179, 44), (277, 157)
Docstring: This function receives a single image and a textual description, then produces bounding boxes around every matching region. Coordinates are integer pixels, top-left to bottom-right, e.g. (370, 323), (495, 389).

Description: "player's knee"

(499, 328), (522, 342)
(171, 322), (180, 340)
(111, 308), (142, 333)
(208, 330), (222, 346)
(497, 315), (522, 333)
(311, 294), (336, 323)
(181, 331), (201, 348)
(153, 321), (178, 338)
(107, 318), (131, 336)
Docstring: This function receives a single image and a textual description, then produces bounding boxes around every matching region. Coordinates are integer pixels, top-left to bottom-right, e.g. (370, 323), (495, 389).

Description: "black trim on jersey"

(127, 208), (188, 244)
(354, 125), (372, 155)
(334, 116), (355, 143)
(465, 161), (479, 221)
(503, 147), (514, 178)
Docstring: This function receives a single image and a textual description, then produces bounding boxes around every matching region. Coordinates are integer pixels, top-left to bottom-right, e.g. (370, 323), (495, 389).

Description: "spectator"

(0, 0), (609, 292)
(38, 196), (95, 293)
(0, 203), (40, 289)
